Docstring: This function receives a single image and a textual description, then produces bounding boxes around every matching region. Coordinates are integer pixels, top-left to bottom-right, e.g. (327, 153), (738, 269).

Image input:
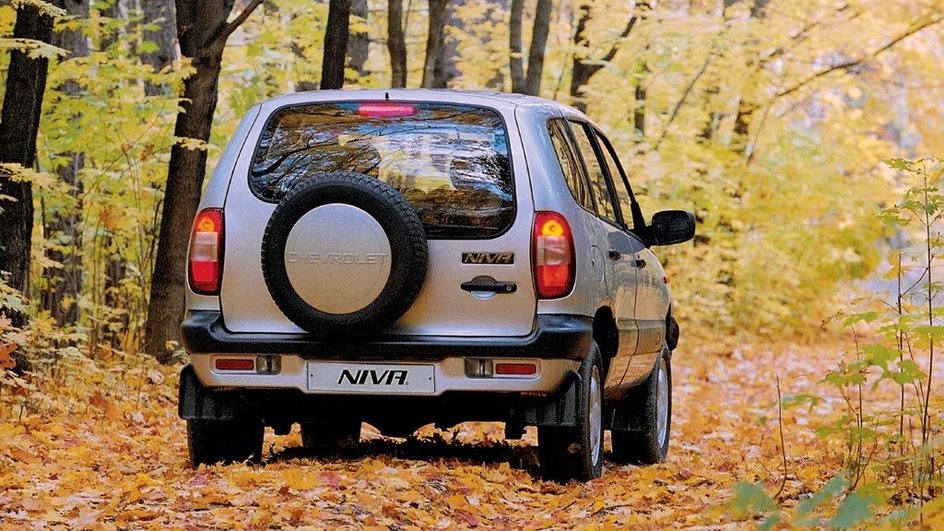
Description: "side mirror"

(650, 210), (695, 246)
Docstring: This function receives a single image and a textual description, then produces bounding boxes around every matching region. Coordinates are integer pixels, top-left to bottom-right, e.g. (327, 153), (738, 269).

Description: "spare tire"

(261, 171), (428, 336)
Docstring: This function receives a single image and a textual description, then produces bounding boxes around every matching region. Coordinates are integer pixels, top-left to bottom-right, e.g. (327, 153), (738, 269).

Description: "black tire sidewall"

(611, 346), (672, 464)
(539, 341), (604, 481)
(187, 419), (264, 466)
(261, 172), (428, 336)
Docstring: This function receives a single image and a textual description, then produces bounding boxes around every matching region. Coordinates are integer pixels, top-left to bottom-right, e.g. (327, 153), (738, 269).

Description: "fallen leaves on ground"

(0, 341), (856, 529)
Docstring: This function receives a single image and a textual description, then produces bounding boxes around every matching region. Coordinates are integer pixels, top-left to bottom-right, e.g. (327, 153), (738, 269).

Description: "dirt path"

(1, 342), (846, 529)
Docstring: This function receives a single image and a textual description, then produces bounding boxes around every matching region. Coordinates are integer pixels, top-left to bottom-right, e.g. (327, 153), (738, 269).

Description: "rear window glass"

(250, 102), (515, 239)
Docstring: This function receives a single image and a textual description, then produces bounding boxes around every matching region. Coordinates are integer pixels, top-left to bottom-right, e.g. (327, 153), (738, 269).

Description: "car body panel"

(218, 91), (538, 337)
(184, 89), (675, 402)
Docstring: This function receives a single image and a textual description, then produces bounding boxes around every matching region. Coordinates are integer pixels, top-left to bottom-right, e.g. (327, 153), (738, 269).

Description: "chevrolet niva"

(178, 90), (695, 481)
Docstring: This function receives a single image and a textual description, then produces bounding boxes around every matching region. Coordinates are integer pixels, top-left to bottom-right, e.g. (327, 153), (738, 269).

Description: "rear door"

(220, 98), (537, 337)
(566, 120), (642, 391)
(593, 130), (668, 356)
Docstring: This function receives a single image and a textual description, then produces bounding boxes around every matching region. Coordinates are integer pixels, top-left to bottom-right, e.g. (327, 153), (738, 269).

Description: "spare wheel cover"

(261, 171), (428, 336)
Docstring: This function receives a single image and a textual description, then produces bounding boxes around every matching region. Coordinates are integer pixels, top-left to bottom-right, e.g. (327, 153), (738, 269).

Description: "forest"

(1, 0), (943, 527)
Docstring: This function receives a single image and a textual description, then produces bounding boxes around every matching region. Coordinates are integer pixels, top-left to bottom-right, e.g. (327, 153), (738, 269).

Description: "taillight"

(188, 208), (223, 295)
(533, 211), (575, 299)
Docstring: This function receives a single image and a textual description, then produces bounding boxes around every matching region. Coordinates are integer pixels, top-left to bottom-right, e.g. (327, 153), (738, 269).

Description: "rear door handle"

(607, 249), (621, 260)
(633, 258), (647, 268)
(461, 275), (517, 294)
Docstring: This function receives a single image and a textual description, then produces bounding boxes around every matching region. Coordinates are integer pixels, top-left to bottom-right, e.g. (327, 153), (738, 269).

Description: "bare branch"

(218, 0), (265, 44)
(775, 13), (944, 99)
(654, 54), (712, 150)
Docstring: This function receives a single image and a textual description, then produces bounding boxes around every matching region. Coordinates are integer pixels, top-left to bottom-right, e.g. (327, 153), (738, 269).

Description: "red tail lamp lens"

(188, 208), (224, 295)
(357, 103), (416, 117)
(533, 211), (575, 299)
(495, 363), (537, 376)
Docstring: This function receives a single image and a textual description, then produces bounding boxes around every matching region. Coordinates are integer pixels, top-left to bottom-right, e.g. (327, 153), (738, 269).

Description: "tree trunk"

(321, 0), (351, 90)
(387, 0), (407, 87)
(421, 0), (449, 88)
(142, 0), (178, 96)
(568, 3), (593, 111)
(347, 0), (369, 81)
(569, 2), (641, 111)
(40, 0), (89, 327)
(145, 0), (262, 361)
(0, 4), (58, 326)
(97, 0), (124, 50)
(731, 0), (769, 157)
(634, 78), (646, 137)
(430, 0), (461, 88)
(524, 0), (552, 96)
(508, 0), (525, 93)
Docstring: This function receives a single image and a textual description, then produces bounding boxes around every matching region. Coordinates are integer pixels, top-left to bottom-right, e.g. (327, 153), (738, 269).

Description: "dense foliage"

(1, 0), (943, 526)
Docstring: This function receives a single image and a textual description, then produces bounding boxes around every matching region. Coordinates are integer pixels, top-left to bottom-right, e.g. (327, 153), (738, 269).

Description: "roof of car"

(256, 88), (586, 119)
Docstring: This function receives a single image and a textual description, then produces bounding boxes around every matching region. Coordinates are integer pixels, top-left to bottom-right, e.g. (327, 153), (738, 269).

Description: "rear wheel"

(301, 418), (362, 451)
(538, 342), (604, 482)
(187, 419), (264, 467)
(611, 347), (671, 464)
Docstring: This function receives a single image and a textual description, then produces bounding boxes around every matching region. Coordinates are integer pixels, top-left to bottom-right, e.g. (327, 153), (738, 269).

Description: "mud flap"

(516, 369), (581, 428)
(666, 316), (680, 351)
(179, 365), (245, 421)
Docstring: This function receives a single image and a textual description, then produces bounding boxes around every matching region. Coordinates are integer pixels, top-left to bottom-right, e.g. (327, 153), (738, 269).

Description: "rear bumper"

(179, 311), (592, 427)
(181, 311), (593, 360)
(190, 354), (579, 395)
(181, 311), (591, 396)
(179, 365), (582, 428)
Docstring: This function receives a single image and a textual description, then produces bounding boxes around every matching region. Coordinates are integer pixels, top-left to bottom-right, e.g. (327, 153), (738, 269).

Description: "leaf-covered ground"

(1, 342), (852, 529)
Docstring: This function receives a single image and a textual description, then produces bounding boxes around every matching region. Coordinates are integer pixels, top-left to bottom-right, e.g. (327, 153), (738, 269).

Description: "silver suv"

(178, 90), (694, 481)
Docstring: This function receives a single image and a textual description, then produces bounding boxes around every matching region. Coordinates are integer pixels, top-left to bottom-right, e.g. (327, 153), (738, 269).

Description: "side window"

(594, 131), (636, 230)
(548, 119), (594, 211)
(569, 121), (618, 223)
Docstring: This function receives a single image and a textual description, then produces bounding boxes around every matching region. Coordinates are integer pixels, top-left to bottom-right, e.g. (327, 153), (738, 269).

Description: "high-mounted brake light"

(357, 103), (416, 118)
(533, 211), (575, 299)
(188, 208), (224, 295)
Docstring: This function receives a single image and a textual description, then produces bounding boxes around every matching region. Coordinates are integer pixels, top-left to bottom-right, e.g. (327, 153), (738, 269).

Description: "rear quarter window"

(548, 119), (594, 212)
(249, 102), (515, 239)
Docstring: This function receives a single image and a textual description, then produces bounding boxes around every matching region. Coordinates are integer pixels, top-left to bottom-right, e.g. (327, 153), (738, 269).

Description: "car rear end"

(178, 90), (593, 474)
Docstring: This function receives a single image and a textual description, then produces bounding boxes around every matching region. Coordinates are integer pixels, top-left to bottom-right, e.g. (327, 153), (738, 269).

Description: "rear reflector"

(494, 363), (537, 376)
(533, 211), (575, 298)
(357, 103), (416, 117)
(215, 358), (254, 371)
(188, 208), (224, 294)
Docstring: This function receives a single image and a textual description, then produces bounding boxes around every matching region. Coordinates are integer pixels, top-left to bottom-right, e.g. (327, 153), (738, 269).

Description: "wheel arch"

(591, 306), (618, 382)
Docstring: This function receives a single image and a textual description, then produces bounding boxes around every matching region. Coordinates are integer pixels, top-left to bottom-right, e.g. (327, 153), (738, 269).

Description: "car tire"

(300, 418), (362, 451)
(187, 419), (264, 467)
(261, 171), (428, 336)
(611, 346), (671, 464)
(538, 341), (604, 482)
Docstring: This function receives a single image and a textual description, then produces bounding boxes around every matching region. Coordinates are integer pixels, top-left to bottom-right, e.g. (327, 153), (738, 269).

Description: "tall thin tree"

(421, 0), (449, 88)
(145, 0), (263, 361)
(142, 0), (178, 96)
(347, 0), (369, 81)
(387, 0), (407, 87)
(321, 0), (351, 89)
(569, 1), (640, 112)
(430, 0), (461, 88)
(0, 2), (62, 326)
(509, 0), (552, 96)
(41, 0), (89, 326)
